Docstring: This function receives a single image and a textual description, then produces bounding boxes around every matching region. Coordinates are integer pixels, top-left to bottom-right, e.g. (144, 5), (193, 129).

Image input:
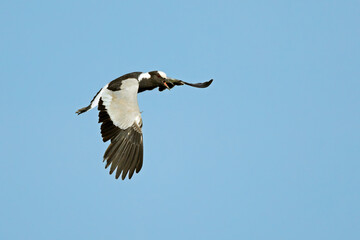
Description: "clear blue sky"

(1, 0), (359, 239)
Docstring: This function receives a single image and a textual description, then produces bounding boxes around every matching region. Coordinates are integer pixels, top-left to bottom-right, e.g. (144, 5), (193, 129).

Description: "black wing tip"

(109, 161), (142, 181)
(102, 122), (143, 181)
(182, 79), (214, 88)
(204, 79), (213, 87)
(108, 160), (141, 180)
(111, 170), (134, 180)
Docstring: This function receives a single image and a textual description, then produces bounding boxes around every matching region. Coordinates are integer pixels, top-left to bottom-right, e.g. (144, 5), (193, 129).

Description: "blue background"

(1, 0), (359, 239)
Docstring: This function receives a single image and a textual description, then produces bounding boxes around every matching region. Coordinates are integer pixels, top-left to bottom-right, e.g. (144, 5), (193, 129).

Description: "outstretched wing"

(158, 79), (213, 91)
(98, 78), (144, 180)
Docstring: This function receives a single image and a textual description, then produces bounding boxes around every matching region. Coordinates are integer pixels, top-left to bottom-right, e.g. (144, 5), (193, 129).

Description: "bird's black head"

(147, 71), (170, 89)
(137, 70), (213, 93)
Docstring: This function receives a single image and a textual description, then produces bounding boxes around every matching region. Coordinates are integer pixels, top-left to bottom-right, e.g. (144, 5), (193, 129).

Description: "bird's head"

(138, 70), (206, 92)
(147, 71), (171, 89)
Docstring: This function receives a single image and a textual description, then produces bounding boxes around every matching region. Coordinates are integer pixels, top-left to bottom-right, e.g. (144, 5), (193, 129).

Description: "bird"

(76, 71), (213, 180)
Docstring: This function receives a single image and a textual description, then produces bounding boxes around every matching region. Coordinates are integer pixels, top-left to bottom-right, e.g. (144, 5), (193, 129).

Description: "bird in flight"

(76, 71), (213, 180)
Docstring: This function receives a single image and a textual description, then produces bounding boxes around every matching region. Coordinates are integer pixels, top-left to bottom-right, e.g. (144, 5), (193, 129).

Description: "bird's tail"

(76, 105), (91, 115)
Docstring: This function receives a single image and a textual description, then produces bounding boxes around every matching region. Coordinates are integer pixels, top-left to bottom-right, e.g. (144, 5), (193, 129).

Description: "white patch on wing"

(157, 71), (167, 79)
(135, 115), (142, 127)
(139, 72), (151, 81)
(90, 83), (109, 109)
(102, 78), (141, 130)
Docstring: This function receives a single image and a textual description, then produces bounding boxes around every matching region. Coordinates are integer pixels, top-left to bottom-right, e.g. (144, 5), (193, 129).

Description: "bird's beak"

(163, 81), (171, 90)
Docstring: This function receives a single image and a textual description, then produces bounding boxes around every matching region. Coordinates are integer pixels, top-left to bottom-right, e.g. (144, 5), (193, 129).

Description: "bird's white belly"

(102, 78), (141, 129)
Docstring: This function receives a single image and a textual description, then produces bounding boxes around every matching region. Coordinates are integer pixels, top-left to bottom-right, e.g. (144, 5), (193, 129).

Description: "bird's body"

(77, 71), (213, 180)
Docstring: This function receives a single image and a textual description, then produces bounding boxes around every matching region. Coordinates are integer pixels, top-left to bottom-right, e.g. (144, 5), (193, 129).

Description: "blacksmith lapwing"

(76, 71), (213, 180)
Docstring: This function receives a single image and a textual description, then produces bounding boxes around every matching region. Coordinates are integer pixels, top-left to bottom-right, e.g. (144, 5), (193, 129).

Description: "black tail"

(75, 105), (91, 115)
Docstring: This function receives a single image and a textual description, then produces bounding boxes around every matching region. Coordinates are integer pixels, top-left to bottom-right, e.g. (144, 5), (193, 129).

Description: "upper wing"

(158, 79), (213, 91)
(98, 78), (144, 180)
